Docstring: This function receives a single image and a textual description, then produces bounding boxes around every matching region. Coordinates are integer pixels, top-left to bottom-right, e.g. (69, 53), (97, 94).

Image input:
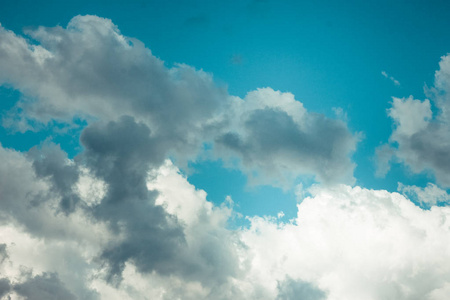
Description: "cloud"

(398, 182), (450, 206)
(13, 273), (77, 300)
(1, 142), (450, 299)
(377, 55), (450, 186)
(0, 278), (10, 299)
(3, 15), (447, 300)
(276, 277), (326, 300)
(0, 15), (358, 186)
(216, 88), (359, 187)
(78, 116), (186, 283)
(0, 15), (227, 162)
(381, 70), (400, 86)
(28, 143), (81, 214)
(240, 185), (450, 300)
(0, 143), (107, 242)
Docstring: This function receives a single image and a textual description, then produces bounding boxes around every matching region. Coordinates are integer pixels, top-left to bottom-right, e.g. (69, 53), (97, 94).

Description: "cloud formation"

(2, 144), (450, 299)
(216, 88), (359, 187)
(378, 54), (450, 187)
(0, 15), (358, 185)
(1, 15), (449, 300)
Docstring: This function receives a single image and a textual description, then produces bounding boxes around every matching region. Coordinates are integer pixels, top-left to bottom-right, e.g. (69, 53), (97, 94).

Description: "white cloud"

(398, 182), (450, 206)
(388, 96), (432, 137)
(240, 184), (450, 300)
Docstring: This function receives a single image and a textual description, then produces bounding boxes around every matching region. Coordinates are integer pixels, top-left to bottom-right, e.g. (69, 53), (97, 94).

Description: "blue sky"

(2, 0), (450, 217)
(1, 1), (450, 299)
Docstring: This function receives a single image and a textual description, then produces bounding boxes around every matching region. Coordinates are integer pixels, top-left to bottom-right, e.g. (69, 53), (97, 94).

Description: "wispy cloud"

(381, 70), (400, 86)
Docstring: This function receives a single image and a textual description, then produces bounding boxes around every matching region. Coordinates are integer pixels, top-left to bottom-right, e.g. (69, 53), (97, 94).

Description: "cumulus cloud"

(0, 15), (358, 185)
(377, 54), (450, 186)
(1, 142), (450, 299)
(216, 88), (359, 187)
(2, 15), (447, 300)
(0, 15), (227, 162)
(240, 185), (450, 300)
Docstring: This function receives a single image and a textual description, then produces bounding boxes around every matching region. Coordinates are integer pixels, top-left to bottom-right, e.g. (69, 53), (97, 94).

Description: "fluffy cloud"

(2, 14), (448, 300)
(1, 142), (450, 299)
(0, 15), (226, 161)
(378, 54), (450, 186)
(0, 15), (358, 185)
(216, 88), (359, 187)
(240, 185), (450, 300)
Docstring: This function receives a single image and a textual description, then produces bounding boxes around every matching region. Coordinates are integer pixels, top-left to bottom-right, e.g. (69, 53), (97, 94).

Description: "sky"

(1, 0), (450, 299)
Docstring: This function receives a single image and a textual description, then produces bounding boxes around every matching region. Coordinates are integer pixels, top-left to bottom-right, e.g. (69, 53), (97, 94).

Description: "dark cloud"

(79, 116), (185, 282)
(395, 123), (450, 185)
(78, 116), (240, 285)
(13, 273), (77, 300)
(28, 144), (80, 213)
(0, 278), (11, 299)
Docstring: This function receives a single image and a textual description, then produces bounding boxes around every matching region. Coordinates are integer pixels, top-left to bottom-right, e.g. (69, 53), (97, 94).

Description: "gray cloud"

(377, 55), (450, 186)
(0, 15), (358, 186)
(13, 273), (77, 300)
(28, 144), (80, 214)
(79, 116), (240, 286)
(0, 244), (7, 264)
(216, 88), (359, 187)
(2, 142), (450, 299)
(79, 116), (185, 282)
(0, 15), (227, 163)
(276, 277), (326, 300)
(0, 278), (10, 299)
(0, 15), (367, 299)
